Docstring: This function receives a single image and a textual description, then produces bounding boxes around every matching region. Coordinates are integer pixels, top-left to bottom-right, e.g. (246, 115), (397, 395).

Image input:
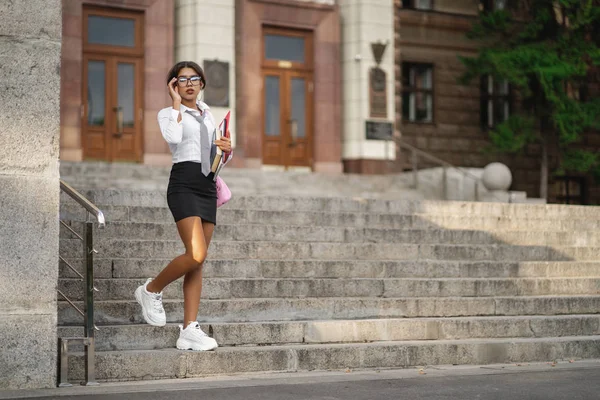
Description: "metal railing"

(394, 138), (484, 201)
(58, 180), (105, 387)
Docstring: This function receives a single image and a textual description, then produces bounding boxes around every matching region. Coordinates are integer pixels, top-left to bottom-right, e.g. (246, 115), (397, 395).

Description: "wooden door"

(82, 55), (143, 161)
(82, 7), (144, 162)
(262, 28), (313, 168)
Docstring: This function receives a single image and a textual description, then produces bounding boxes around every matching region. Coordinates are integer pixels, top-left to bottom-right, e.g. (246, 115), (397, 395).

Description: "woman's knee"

(187, 247), (207, 265)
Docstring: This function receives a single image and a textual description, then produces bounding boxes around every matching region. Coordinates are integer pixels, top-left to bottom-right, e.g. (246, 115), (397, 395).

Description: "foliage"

(459, 0), (600, 182)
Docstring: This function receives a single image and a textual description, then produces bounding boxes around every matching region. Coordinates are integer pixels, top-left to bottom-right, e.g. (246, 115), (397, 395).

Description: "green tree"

(459, 0), (600, 200)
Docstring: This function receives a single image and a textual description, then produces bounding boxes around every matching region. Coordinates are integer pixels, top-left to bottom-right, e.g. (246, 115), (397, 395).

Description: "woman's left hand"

(214, 135), (232, 154)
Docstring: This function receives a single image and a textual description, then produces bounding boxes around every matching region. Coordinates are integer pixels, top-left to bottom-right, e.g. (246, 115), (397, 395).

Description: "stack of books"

(211, 110), (232, 180)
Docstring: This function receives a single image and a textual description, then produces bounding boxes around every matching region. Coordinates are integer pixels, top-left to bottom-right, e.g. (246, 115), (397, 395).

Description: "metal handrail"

(58, 179), (105, 387)
(396, 139), (484, 183)
(393, 137), (485, 201)
(60, 180), (105, 228)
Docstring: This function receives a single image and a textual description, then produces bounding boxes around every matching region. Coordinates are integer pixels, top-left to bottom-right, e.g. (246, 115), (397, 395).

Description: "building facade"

(394, 0), (599, 204)
(58, 0), (598, 203)
(59, 0), (397, 174)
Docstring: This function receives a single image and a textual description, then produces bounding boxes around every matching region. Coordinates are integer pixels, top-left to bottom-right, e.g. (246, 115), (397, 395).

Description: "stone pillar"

(341, 0), (396, 174)
(0, 0), (62, 390)
(175, 0), (237, 158)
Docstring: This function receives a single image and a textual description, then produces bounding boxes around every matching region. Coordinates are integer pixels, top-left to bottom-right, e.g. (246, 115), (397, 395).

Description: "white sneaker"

(176, 322), (218, 351)
(134, 278), (166, 327)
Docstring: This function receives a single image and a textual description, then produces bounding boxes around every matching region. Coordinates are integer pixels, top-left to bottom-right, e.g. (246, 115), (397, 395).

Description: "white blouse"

(157, 100), (216, 164)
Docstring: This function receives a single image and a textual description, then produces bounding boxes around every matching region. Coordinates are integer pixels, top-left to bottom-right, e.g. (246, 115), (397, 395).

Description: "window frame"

(480, 75), (512, 130)
(402, 62), (435, 124)
(261, 26), (313, 71)
(554, 176), (588, 205)
(480, 0), (507, 12)
(83, 6), (144, 57)
(401, 0), (434, 11)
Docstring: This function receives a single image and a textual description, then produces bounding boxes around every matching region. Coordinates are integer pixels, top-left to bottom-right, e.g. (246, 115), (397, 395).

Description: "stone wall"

(0, 0), (62, 390)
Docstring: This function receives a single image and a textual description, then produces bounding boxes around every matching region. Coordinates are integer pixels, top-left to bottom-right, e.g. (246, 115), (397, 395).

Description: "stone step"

(59, 259), (600, 280)
(60, 221), (600, 246)
(58, 315), (600, 351)
(60, 163), (421, 201)
(60, 204), (600, 231)
(60, 189), (599, 220)
(64, 335), (600, 382)
(57, 295), (600, 325)
(58, 277), (600, 301)
(59, 239), (600, 261)
(56, 258), (600, 282)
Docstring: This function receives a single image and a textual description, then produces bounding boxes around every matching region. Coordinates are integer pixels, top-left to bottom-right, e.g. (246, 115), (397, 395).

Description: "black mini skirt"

(167, 161), (217, 225)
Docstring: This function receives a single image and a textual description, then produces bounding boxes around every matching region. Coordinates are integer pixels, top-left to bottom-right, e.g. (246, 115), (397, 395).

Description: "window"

(264, 34), (305, 63)
(83, 8), (144, 55)
(480, 0), (506, 12)
(481, 75), (511, 129)
(554, 176), (587, 205)
(88, 15), (135, 47)
(402, 63), (434, 123)
(402, 0), (433, 10)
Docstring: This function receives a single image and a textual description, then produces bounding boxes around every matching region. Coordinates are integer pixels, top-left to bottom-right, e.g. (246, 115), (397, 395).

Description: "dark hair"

(166, 61), (206, 88)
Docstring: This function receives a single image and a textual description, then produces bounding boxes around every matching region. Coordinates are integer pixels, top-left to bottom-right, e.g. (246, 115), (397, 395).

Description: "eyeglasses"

(177, 76), (202, 86)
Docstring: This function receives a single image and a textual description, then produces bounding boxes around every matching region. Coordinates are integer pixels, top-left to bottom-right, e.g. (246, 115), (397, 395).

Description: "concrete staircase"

(58, 165), (600, 383)
(58, 161), (426, 200)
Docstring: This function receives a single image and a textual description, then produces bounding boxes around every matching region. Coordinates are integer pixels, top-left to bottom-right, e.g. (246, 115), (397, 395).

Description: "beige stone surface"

(0, 0), (62, 390)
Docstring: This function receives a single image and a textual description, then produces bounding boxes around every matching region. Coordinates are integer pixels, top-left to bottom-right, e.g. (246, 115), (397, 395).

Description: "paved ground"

(3, 360), (600, 400)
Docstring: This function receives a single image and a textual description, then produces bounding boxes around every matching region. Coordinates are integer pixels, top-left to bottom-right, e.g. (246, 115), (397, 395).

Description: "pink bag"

(216, 176), (231, 207)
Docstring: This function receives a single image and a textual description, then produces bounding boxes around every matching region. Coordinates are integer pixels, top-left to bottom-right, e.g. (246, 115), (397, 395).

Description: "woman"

(134, 61), (232, 351)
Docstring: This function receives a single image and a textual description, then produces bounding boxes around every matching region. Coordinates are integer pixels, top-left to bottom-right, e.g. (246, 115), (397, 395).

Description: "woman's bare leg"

(182, 220), (215, 327)
(146, 216), (207, 294)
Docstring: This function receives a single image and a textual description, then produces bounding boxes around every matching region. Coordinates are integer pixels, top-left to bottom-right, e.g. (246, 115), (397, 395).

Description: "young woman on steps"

(134, 61), (232, 351)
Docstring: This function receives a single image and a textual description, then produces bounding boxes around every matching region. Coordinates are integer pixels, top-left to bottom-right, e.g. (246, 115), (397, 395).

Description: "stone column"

(341, 0), (396, 174)
(175, 0), (237, 157)
(0, 0), (62, 390)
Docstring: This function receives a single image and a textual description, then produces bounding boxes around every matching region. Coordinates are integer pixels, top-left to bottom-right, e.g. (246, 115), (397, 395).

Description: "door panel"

(82, 55), (142, 162)
(287, 72), (311, 166)
(83, 55), (109, 160)
(263, 70), (285, 165)
(87, 60), (106, 126)
(112, 58), (142, 161)
(264, 75), (282, 137)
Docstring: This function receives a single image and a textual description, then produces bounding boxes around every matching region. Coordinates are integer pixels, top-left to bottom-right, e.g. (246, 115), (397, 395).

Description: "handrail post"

(411, 149), (418, 188)
(58, 339), (71, 387)
(83, 221), (98, 386)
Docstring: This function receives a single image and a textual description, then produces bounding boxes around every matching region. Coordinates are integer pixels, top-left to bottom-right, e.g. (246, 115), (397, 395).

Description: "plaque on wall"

(203, 60), (229, 107)
(366, 120), (393, 141)
(369, 67), (387, 118)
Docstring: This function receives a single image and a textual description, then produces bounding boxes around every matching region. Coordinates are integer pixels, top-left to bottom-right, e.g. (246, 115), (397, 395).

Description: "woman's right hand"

(168, 78), (182, 103)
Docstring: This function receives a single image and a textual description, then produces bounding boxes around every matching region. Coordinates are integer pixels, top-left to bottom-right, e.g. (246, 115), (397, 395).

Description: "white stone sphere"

(481, 162), (512, 191)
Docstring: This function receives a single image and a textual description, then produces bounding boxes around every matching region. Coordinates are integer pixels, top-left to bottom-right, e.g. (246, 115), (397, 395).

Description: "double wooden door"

(82, 55), (143, 162)
(81, 6), (144, 162)
(261, 27), (313, 168)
